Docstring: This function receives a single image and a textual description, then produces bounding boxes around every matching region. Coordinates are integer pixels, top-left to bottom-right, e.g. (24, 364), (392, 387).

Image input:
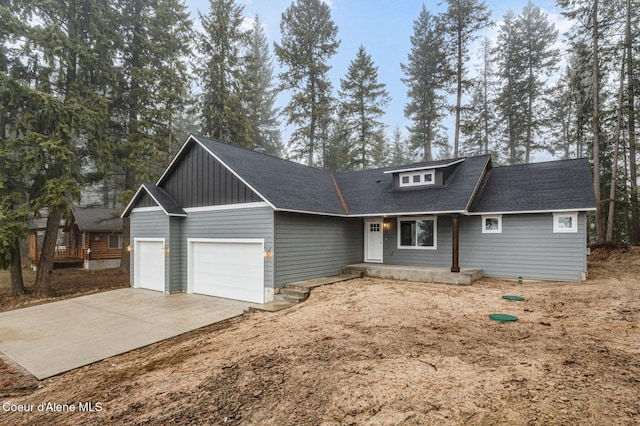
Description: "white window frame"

(553, 212), (578, 233)
(482, 215), (502, 234)
(396, 216), (437, 250)
(108, 234), (123, 249)
(399, 170), (435, 188)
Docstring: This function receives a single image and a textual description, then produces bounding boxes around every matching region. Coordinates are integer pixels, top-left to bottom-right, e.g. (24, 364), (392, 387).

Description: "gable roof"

(124, 134), (596, 218)
(121, 183), (187, 217)
(469, 158), (596, 214)
(71, 206), (123, 232)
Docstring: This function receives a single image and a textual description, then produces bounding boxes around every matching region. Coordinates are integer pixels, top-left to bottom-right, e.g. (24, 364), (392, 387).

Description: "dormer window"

(399, 170), (435, 188)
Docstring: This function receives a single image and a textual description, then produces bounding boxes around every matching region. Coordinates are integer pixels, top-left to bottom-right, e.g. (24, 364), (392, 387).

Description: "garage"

(134, 239), (165, 292)
(188, 239), (264, 303)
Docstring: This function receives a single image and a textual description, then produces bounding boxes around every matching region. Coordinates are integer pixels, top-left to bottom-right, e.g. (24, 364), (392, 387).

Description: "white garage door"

(189, 239), (264, 303)
(134, 239), (165, 292)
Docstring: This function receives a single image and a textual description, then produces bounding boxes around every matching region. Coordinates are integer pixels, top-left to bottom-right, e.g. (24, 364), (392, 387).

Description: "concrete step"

(279, 287), (309, 303)
(340, 268), (364, 278)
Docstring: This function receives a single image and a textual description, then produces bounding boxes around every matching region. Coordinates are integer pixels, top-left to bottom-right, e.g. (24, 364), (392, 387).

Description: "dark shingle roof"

(121, 183), (186, 217)
(193, 135), (346, 214)
(469, 158), (596, 213)
(334, 155), (492, 215)
(71, 206), (123, 232)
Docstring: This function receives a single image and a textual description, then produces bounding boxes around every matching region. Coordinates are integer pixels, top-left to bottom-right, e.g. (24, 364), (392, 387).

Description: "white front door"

(364, 219), (384, 263)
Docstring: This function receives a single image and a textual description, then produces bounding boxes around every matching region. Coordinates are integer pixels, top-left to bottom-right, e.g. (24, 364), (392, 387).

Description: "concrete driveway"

(0, 288), (260, 379)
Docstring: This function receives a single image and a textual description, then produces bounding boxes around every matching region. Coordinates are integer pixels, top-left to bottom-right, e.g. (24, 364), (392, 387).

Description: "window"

(369, 223), (381, 232)
(397, 217), (437, 249)
(399, 170), (435, 188)
(553, 212), (578, 233)
(109, 235), (123, 249)
(482, 215), (502, 234)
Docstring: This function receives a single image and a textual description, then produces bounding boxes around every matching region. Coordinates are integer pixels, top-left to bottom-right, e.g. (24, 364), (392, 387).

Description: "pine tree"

(274, 0), (340, 167)
(401, 5), (448, 162)
(461, 37), (495, 157)
(245, 16), (283, 157)
(389, 126), (412, 166)
(196, 0), (251, 147)
(441, 0), (491, 158)
(338, 45), (391, 169)
(113, 0), (193, 273)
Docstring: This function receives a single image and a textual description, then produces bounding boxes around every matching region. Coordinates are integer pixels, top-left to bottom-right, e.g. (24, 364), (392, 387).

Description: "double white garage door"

(135, 238), (264, 303)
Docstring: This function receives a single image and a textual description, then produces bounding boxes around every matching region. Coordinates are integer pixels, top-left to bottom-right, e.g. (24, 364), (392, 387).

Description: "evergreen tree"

(401, 5), (448, 161)
(245, 16), (283, 157)
(517, 1), (560, 163)
(389, 126), (412, 166)
(196, 0), (251, 147)
(441, 0), (491, 157)
(493, 10), (527, 164)
(274, 0), (340, 167)
(338, 45), (391, 169)
(113, 0), (193, 272)
(461, 37), (495, 157)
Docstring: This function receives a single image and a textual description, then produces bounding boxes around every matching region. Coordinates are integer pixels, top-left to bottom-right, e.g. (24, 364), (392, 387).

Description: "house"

(122, 134), (596, 303)
(29, 206), (124, 270)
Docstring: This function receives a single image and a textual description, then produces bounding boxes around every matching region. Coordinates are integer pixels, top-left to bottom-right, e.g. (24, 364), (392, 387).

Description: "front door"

(364, 219), (384, 263)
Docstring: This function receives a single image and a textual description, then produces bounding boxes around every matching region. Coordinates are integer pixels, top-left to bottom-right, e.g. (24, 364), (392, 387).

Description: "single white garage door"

(189, 239), (264, 303)
(135, 239), (165, 292)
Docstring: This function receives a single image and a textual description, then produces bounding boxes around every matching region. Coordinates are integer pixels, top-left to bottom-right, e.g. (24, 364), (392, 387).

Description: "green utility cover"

(489, 313), (518, 322)
(502, 295), (525, 301)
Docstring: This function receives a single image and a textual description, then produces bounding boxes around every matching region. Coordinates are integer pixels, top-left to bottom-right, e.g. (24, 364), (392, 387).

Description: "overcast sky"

(184, 0), (571, 160)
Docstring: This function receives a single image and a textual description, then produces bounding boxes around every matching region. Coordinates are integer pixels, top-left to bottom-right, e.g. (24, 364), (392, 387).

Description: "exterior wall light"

(263, 247), (273, 258)
(383, 221), (392, 231)
(127, 245), (133, 252)
(161, 245), (169, 254)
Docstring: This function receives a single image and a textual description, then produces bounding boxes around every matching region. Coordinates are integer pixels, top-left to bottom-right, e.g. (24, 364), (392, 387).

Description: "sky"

(184, 0), (572, 161)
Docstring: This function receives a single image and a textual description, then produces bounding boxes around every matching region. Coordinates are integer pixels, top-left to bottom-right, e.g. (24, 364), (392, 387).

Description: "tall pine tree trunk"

(119, 168), (134, 273)
(453, 31), (462, 158)
(592, 0), (605, 243)
(626, 0), (639, 243)
(10, 237), (25, 296)
(33, 206), (62, 296)
(606, 54), (625, 243)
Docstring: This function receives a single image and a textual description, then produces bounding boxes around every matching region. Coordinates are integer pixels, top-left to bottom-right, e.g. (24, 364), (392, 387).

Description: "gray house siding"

(459, 213), (588, 282)
(137, 192), (156, 208)
(168, 216), (183, 293)
(381, 213), (588, 282)
(169, 206), (275, 292)
(129, 210), (170, 290)
(274, 212), (363, 287)
(160, 142), (262, 208)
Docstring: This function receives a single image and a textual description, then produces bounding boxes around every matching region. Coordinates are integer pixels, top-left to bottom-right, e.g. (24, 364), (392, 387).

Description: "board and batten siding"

(171, 206), (275, 292)
(459, 213), (588, 282)
(274, 212), (363, 287)
(129, 210), (170, 290)
(160, 142), (262, 208)
(381, 213), (588, 282)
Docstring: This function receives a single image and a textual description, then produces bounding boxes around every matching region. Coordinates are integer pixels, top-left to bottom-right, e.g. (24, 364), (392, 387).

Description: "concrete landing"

(342, 264), (482, 286)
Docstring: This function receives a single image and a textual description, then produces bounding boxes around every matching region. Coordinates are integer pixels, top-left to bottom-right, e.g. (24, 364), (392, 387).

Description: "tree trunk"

(453, 30), (463, 158)
(606, 54), (625, 242)
(626, 0), (639, 243)
(119, 167), (135, 274)
(10, 237), (25, 296)
(592, 0), (605, 244)
(33, 206), (62, 296)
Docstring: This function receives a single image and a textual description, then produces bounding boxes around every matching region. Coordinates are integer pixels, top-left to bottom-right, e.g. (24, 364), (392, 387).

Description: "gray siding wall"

(129, 210), (170, 289)
(161, 142), (262, 208)
(169, 206), (275, 292)
(382, 213), (588, 282)
(274, 212), (364, 287)
(459, 213), (588, 282)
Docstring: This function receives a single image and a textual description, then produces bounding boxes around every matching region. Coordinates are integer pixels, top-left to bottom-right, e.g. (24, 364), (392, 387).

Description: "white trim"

(121, 185), (147, 218)
(384, 158), (465, 174)
(183, 202), (270, 213)
(358, 210), (467, 217)
(122, 184), (187, 218)
(187, 238), (265, 296)
(399, 170), (435, 188)
(275, 208), (350, 217)
(133, 237), (166, 293)
(553, 212), (579, 233)
(158, 135), (276, 210)
(364, 219), (384, 263)
(396, 216), (438, 250)
(482, 215), (502, 234)
(467, 208), (595, 216)
(131, 206), (163, 213)
(465, 156), (492, 211)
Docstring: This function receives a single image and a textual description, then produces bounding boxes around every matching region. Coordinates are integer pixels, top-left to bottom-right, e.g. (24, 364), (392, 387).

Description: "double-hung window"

(397, 217), (437, 249)
(109, 235), (123, 249)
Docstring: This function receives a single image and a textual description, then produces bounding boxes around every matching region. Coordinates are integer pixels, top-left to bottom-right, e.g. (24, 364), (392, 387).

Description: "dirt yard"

(1, 247), (639, 425)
